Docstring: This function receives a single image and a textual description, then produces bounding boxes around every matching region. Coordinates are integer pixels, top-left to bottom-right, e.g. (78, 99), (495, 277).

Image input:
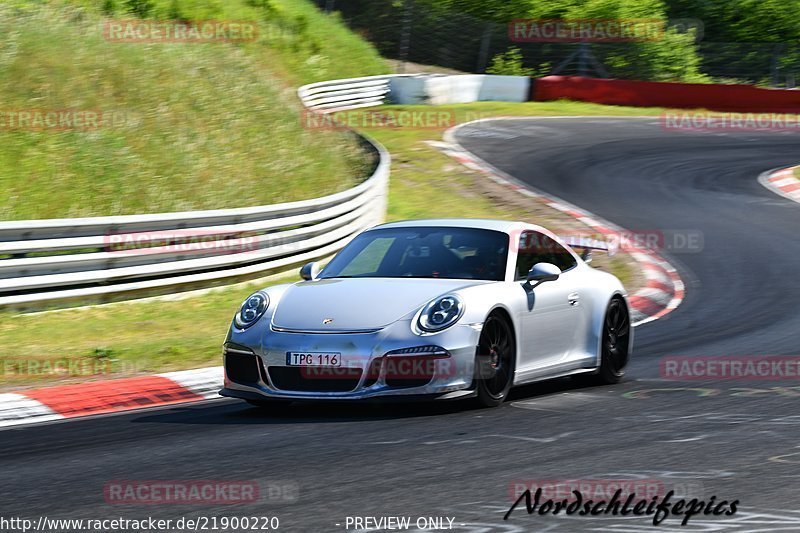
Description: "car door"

(514, 231), (588, 372)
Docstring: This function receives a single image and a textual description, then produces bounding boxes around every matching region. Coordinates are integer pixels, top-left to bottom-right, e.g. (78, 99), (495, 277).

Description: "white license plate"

(286, 352), (341, 367)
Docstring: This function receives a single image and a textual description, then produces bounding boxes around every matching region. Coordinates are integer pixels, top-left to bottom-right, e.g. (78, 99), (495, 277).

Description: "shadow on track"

(133, 376), (597, 426)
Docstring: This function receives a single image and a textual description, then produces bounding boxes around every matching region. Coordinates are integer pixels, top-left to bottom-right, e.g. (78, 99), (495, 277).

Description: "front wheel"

(474, 313), (516, 407)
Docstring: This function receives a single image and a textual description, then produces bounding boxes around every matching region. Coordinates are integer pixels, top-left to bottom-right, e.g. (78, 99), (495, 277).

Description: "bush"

(123, 0), (153, 18)
(487, 47), (535, 76)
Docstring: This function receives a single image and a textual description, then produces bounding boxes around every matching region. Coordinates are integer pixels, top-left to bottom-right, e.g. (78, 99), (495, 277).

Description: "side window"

(549, 239), (578, 272)
(515, 231), (577, 280)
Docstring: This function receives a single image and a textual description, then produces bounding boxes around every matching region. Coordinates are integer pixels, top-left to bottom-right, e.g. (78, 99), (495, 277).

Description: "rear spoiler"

(561, 235), (618, 261)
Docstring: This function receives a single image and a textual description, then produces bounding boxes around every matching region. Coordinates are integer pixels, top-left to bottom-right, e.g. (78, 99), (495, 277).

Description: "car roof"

(373, 218), (544, 234)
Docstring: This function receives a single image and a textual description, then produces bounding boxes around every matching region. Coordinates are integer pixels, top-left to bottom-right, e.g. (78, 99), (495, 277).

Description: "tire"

(474, 313), (516, 407)
(575, 297), (631, 385)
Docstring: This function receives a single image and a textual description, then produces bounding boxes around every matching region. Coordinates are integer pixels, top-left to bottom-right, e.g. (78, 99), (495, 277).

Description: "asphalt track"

(4, 118), (800, 532)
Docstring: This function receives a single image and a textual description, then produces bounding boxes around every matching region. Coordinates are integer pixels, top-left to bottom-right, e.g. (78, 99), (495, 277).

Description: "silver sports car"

(220, 219), (633, 408)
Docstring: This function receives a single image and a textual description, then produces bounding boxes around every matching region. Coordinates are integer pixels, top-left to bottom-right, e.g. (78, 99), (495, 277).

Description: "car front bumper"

(221, 319), (482, 401)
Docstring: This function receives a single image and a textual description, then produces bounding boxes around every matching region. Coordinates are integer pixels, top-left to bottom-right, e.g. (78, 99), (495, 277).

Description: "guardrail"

(0, 79), (392, 310)
(297, 74), (404, 112)
(297, 73), (531, 109)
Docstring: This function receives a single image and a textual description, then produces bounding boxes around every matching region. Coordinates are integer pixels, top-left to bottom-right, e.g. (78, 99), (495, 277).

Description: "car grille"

(384, 355), (437, 388)
(267, 366), (363, 393)
(224, 351), (262, 385)
(385, 376), (433, 388)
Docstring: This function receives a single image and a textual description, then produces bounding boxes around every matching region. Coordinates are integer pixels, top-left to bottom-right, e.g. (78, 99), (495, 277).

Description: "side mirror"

(580, 248), (593, 264)
(300, 261), (321, 281)
(526, 262), (561, 285)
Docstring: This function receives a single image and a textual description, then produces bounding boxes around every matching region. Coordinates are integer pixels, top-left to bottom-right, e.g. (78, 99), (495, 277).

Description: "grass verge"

(0, 100), (661, 389)
(0, 0), (389, 220)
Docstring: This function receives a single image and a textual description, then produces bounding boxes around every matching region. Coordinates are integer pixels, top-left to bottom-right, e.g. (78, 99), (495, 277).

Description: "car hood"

(271, 277), (486, 332)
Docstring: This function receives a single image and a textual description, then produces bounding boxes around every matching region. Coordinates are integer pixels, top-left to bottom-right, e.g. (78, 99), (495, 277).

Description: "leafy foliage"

(334, 0), (798, 83)
(123, 0), (153, 17)
(487, 47), (550, 77)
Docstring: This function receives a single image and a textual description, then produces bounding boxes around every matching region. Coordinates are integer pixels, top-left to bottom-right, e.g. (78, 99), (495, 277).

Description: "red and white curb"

(0, 367), (222, 428)
(759, 166), (800, 203)
(436, 117), (685, 327)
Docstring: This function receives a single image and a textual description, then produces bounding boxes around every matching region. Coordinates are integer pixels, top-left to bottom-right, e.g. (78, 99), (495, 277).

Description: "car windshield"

(320, 226), (509, 281)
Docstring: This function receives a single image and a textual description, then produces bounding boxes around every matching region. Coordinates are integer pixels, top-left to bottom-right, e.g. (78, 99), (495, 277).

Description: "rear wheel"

(474, 313), (516, 407)
(576, 297), (631, 385)
(600, 297), (631, 382)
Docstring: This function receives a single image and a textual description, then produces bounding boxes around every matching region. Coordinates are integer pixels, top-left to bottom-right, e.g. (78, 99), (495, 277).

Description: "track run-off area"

(3, 117), (800, 532)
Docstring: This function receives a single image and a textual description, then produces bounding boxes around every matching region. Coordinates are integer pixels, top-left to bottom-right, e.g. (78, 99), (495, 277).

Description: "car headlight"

(417, 295), (464, 333)
(234, 291), (269, 329)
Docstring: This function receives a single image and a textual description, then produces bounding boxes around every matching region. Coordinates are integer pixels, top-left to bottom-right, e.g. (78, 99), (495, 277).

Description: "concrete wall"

(389, 75), (530, 105)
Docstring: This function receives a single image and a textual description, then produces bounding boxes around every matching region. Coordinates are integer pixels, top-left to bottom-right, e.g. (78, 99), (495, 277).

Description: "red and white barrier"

(532, 75), (800, 113)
